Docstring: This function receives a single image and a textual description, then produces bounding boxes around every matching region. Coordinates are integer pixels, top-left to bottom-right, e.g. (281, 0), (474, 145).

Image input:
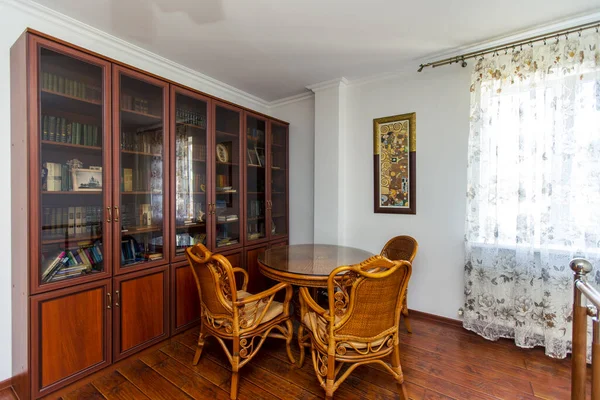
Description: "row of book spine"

(42, 206), (103, 239)
(42, 162), (72, 192)
(121, 94), (150, 114)
(41, 243), (104, 283)
(176, 108), (207, 128)
(175, 130), (207, 161)
(247, 200), (265, 218)
(41, 71), (102, 102)
(42, 114), (101, 147)
(120, 167), (156, 192)
(119, 203), (158, 230)
(121, 129), (163, 154)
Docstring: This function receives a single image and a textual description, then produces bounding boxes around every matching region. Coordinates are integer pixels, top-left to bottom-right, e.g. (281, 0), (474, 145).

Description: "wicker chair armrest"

(234, 282), (292, 306)
(231, 267), (249, 291)
(299, 287), (328, 319)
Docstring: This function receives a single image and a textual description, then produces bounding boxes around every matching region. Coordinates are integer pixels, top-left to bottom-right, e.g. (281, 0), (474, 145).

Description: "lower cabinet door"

(31, 279), (112, 398)
(113, 265), (169, 361)
(171, 261), (201, 334)
(245, 245), (269, 293)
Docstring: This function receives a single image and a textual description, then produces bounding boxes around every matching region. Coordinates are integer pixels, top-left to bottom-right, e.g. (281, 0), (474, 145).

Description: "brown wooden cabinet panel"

(171, 261), (200, 334)
(114, 266), (169, 360)
(31, 280), (111, 398)
(245, 245), (269, 293)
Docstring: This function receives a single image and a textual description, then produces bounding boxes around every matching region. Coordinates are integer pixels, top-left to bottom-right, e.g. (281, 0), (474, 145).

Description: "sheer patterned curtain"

(464, 30), (600, 358)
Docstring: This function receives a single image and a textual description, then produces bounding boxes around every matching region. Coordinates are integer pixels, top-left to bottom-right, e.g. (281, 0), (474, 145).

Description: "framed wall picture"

(373, 112), (416, 214)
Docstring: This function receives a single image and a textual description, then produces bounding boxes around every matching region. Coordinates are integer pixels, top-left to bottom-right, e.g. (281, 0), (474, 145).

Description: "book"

(42, 115), (49, 141)
(81, 206), (87, 235)
(66, 121), (72, 143)
(68, 206), (75, 235)
(123, 168), (133, 191)
(48, 116), (56, 142)
(75, 206), (82, 234)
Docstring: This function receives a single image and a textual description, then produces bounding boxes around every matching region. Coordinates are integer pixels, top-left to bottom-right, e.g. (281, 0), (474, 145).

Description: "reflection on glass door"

(173, 89), (209, 258)
(38, 46), (109, 286)
(246, 114), (267, 243)
(213, 104), (242, 249)
(270, 122), (288, 238)
(116, 69), (167, 269)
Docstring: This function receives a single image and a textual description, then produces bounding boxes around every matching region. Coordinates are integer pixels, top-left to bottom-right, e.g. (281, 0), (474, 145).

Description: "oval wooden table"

(257, 244), (374, 287)
(258, 244), (374, 366)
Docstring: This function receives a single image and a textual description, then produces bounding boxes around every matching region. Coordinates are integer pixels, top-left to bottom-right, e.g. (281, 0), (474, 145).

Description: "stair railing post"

(571, 258), (593, 400)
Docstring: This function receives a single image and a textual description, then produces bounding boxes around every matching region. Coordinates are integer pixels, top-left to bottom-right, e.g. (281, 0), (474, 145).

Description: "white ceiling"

(33, 0), (600, 102)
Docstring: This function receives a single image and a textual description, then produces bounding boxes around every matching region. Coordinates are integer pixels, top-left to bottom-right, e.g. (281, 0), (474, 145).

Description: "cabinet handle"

(210, 203), (215, 215)
(106, 206), (112, 223)
(114, 206), (120, 222)
(115, 290), (120, 307)
(107, 292), (111, 309)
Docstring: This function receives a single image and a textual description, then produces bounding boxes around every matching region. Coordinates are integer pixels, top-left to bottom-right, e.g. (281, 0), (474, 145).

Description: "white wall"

(342, 67), (471, 319)
(0, 0), (270, 381)
(270, 96), (315, 245)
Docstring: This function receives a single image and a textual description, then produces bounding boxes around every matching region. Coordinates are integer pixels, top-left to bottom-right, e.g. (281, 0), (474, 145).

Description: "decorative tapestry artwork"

(373, 112), (416, 214)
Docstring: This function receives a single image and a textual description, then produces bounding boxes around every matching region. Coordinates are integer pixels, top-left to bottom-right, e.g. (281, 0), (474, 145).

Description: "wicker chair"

(299, 255), (412, 399)
(380, 235), (418, 333)
(185, 243), (295, 400)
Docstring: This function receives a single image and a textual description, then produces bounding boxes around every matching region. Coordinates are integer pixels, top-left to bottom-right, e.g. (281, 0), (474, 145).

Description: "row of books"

(121, 129), (163, 154)
(120, 236), (162, 265)
(42, 162), (70, 192)
(176, 107), (207, 129)
(41, 71), (102, 102)
(247, 200), (265, 218)
(42, 206), (103, 238)
(119, 203), (162, 231)
(121, 94), (151, 114)
(175, 130), (207, 161)
(175, 232), (206, 252)
(41, 242), (103, 283)
(42, 115), (101, 146)
(247, 127), (265, 142)
(247, 221), (265, 239)
(217, 214), (239, 222)
(121, 168), (163, 192)
(216, 174), (231, 188)
(175, 201), (204, 225)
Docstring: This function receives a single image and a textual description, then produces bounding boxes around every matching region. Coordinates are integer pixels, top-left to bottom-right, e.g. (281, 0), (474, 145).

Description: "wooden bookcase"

(11, 30), (289, 399)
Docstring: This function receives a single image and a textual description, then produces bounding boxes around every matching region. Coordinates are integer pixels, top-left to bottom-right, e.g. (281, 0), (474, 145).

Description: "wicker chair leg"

(325, 353), (336, 399)
(297, 323), (306, 367)
(284, 319), (296, 364)
(230, 369), (239, 400)
(192, 330), (205, 365)
(402, 306), (412, 334)
(391, 342), (409, 400)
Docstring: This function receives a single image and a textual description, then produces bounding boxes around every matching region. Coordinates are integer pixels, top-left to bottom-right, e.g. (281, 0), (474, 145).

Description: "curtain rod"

(417, 20), (600, 72)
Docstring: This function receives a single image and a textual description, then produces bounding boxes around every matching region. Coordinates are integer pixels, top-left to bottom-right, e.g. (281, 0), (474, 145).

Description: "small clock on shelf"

(216, 143), (229, 163)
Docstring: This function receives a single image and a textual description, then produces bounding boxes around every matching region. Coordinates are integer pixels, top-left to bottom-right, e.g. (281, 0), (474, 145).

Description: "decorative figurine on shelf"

(271, 220), (276, 235)
(197, 209), (205, 222)
(66, 158), (83, 171)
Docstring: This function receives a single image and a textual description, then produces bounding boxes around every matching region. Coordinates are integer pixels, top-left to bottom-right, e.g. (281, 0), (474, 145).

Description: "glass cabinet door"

(114, 66), (168, 272)
(171, 87), (210, 261)
(269, 122), (288, 238)
(245, 113), (268, 244)
(37, 40), (111, 290)
(212, 103), (242, 249)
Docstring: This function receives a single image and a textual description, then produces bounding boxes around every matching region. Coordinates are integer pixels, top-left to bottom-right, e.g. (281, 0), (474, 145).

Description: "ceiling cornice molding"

(415, 9), (600, 65)
(267, 91), (314, 109)
(3, 0), (271, 110)
(306, 77), (349, 93)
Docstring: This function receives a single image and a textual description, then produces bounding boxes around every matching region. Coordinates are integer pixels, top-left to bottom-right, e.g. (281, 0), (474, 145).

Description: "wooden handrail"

(571, 258), (600, 399)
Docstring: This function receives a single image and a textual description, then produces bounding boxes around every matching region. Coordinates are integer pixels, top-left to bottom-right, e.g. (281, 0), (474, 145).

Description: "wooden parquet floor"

(2, 314), (586, 400)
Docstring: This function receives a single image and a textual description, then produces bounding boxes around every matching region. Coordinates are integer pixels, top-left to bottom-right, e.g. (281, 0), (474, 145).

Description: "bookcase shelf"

(176, 223), (205, 229)
(120, 108), (162, 125)
(41, 234), (102, 245)
(121, 225), (162, 234)
(121, 191), (161, 195)
(177, 122), (206, 130)
(216, 161), (239, 166)
(41, 140), (102, 152)
(42, 190), (101, 195)
(216, 130), (239, 138)
(121, 149), (162, 157)
(41, 89), (102, 115)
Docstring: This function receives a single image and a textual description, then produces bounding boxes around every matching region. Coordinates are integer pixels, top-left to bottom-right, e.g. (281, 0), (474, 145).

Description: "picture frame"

(247, 148), (261, 166)
(255, 147), (265, 167)
(216, 143), (229, 163)
(373, 112), (416, 214)
(72, 168), (103, 191)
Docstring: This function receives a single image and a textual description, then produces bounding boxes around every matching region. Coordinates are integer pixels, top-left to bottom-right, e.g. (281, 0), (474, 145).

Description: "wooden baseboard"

(0, 376), (12, 391)
(408, 309), (463, 328)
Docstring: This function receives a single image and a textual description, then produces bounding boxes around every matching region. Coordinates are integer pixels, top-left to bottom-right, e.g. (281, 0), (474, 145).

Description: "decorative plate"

(216, 143), (229, 163)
